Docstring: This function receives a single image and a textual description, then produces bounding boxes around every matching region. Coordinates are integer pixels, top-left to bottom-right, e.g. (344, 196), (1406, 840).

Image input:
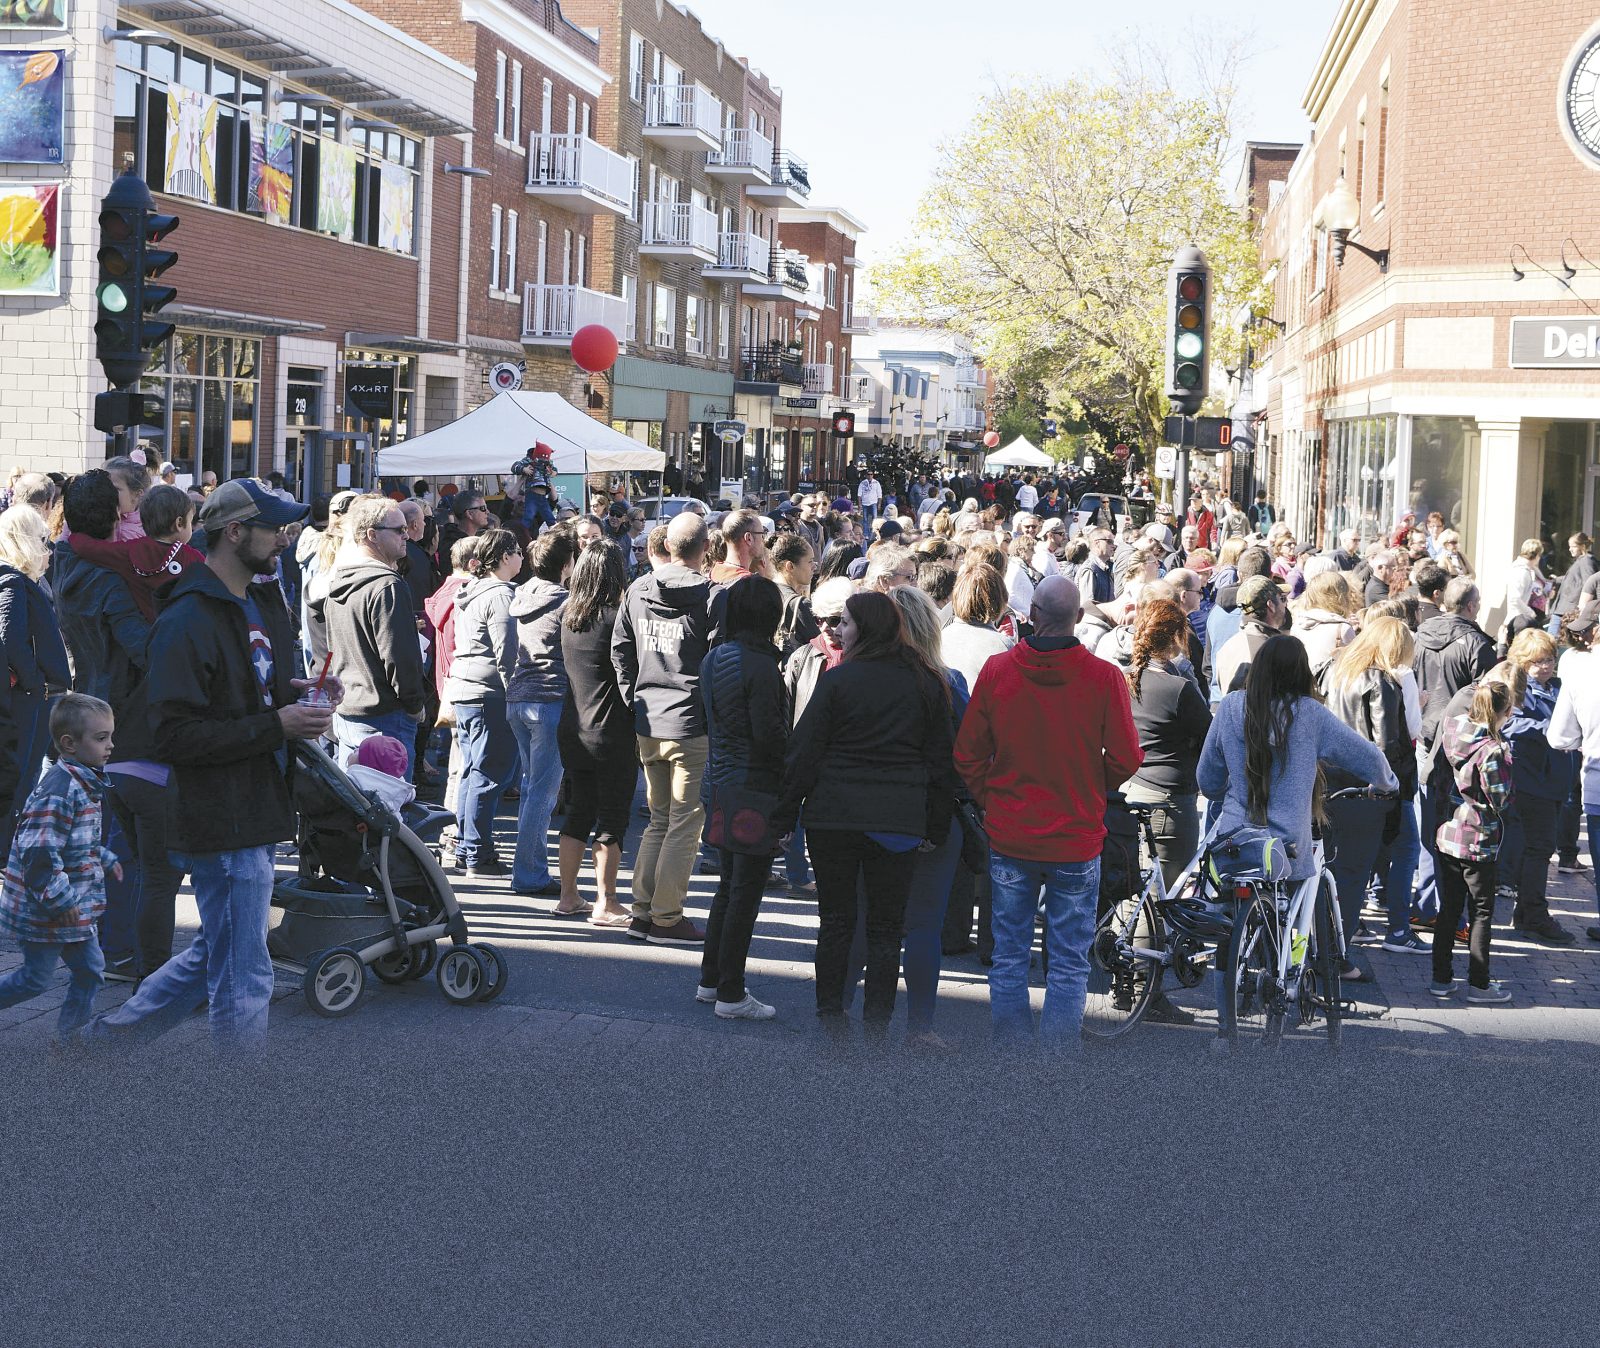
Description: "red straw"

(313, 650), (332, 695)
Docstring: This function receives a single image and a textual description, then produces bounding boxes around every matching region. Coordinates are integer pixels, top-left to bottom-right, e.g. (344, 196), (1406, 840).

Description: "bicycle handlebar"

(1325, 786), (1401, 802)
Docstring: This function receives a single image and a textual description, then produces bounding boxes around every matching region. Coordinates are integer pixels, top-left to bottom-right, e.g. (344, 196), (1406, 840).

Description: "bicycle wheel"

(1221, 891), (1284, 1047)
(1082, 888), (1164, 1040)
(1309, 875), (1343, 1051)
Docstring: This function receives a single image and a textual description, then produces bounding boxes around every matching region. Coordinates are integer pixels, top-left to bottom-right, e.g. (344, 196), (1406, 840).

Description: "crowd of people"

(2, 449), (1598, 1051)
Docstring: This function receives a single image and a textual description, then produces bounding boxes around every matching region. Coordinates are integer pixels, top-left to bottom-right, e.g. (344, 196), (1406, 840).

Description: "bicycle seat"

(1121, 801), (1164, 818)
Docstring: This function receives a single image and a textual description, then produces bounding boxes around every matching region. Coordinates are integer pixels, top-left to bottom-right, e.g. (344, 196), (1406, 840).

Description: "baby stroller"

(271, 740), (508, 1017)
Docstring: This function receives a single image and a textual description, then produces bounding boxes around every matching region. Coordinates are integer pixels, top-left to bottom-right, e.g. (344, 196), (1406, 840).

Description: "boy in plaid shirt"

(0, 694), (122, 1038)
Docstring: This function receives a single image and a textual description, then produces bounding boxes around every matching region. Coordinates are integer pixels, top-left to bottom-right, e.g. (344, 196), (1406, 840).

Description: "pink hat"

(355, 734), (409, 780)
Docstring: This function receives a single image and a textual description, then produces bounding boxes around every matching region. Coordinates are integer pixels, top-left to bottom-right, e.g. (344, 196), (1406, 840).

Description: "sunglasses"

(818, 614), (845, 628)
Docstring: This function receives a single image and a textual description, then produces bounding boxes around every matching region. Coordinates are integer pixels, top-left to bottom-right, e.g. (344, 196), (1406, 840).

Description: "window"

(581, 102), (592, 139)
(825, 264), (837, 308)
(562, 228), (572, 286)
(576, 234), (586, 288)
(718, 303), (730, 359)
(567, 94), (577, 135)
(653, 285), (676, 348)
(536, 220), (548, 288)
(622, 274), (637, 343)
(1375, 78), (1390, 206)
(541, 78), (553, 135)
(629, 33), (646, 103)
(1354, 103), (1367, 205)
(685, 294), (704, 355)
(489, 204), (502, 293)
(495, 51), (506, 140)
(505, 209), (519, 294)
(140, 334), (260, 485)
(1312, 229), (1327, 295)
(510, 61), (523, 145)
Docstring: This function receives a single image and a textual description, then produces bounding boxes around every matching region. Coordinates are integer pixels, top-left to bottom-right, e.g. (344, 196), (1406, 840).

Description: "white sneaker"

(694, 984), (717, 1004)
(714, 993), (776, 1020)
(1465, 981), (1512, 1005)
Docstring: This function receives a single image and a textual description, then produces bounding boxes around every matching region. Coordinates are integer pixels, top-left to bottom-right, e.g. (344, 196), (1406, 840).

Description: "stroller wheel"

(304, 946), (366, 1018)
(372, 942), (422, 985)
(436, 945), (490, 1005)
(407, 939), (438, 981)
(472, 942), (509, 1002)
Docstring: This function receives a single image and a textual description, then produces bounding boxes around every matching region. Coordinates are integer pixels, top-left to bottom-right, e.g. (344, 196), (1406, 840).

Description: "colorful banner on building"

(247, 114), (293, 224)
(377, 162), (412, 253)
(0, 179), (59, 295)
(0, 0), (66, 30)
(164, 82), (218, 203)
(0, 49), (64, 163)
(317, 139), (355, 241)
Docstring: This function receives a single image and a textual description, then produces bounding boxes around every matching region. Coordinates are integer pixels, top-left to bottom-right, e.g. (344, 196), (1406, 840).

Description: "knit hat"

(1237, 575), (1285, 615)
(354, 734), (410, 780)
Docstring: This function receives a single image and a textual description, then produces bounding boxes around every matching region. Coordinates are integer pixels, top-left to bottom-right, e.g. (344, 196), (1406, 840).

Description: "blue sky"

(678, 0), (1339, 260)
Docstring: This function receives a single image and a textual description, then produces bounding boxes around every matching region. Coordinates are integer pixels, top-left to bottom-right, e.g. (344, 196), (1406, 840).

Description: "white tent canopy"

(983, 437), (1057, 469)
(374, 391), (666, 478)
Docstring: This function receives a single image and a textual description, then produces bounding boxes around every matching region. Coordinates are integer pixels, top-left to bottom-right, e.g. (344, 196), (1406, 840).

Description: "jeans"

(97, 845), (276, 1048)
(808, 829), (915, 1024)
(700, 849), (771, 1002)
(334, 709), (419, 773)
(1434, 854), (1496, 989)
(1511, 798), (1559, 926)
(1413, 769), (1444, 919)
(507, 700), (565, 890)
(632, 735), (707, 926)
(454, 697), (519, 867)
(784, 825), (811, 888)
(1326, 797), (1388, 946)
(1586, 812), (1600, 920)
(988, 851), (1100, 1049)
(1372, 795), (1421, 937)
(1558, 783), (1583, 866)
(102, 775), (186, 973)
(0, 938), (104, 1037)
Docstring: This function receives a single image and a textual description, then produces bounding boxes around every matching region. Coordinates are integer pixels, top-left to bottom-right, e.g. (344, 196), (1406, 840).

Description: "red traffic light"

(1178, 274), (1203, 302)
(833, 413), (855, 435)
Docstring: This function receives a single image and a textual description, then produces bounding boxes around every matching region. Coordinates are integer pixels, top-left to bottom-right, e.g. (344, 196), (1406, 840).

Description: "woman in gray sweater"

(1198, 636), (1398, 918)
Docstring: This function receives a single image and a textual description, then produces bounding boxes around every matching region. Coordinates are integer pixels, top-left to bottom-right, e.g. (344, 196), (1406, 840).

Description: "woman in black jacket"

(1123, 599), (1212, 888)
(780, 590), (956, 1036)
(695, 576), (788, 1019)
(556, 540), (638, 928)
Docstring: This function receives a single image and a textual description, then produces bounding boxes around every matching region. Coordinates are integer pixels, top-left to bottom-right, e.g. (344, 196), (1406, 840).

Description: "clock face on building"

(1563, 30), (1600, 165)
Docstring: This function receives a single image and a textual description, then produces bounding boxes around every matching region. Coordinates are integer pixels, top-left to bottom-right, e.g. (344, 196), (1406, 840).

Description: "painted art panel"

(0, 49), (64, 163)
(0, 0), (66, 31)
(0, 179), (59, 295)
(377, 162), (412, 253)
(247, 114), (293, 223)
(317, 139), (355, 241)
(164, 83), (217, 203)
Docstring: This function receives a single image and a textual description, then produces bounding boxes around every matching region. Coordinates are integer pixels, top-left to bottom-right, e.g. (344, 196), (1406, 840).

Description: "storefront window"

(800, 430), (817, 485)
(1324, 416), (1397, 546)
(1408, 417), (1473, 537)
(342, 349), (416, 447)
(142, 333), (261, 484)
(1539, 422), (1591, 575)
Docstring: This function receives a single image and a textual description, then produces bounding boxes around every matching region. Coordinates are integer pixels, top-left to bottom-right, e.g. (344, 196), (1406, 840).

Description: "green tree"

(875, 62), (1266, 459)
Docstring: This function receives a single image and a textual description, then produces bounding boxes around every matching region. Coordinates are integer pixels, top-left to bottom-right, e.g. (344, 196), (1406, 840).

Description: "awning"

(983, 437), (1057, 469)
(374, 391), (666, 478)
(344, 331), (467, 356)
(169, 303), (324, 336)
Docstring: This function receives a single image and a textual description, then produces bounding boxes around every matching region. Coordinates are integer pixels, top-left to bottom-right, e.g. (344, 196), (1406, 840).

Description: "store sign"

(1510, 318), (1600, 368)
(714, 418), (746, 445)
(345, 363), (395, 419)
(488, 360), (524, 392)
(785, 396), (819, 410)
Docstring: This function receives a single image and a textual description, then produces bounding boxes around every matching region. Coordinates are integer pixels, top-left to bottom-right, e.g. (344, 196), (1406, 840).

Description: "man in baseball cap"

(1215, 575), (1288, 694)
(196, 477), (311, 533)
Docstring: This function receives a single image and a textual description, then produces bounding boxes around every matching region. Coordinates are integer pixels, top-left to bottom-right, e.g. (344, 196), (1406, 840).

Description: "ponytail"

(1468, 679), (1514, 737)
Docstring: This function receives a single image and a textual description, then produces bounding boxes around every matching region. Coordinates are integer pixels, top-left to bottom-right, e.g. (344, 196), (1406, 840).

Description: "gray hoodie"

(611, 562), (712, 739)
(507, 577), (568, 704)
(443, 575), (516, 704)
(319, 559), (426, 717)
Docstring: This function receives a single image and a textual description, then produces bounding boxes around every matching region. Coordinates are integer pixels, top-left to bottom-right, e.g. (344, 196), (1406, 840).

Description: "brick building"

(0, 0), (473, 487)
(356, 0), (626, 434)
(1250, 0), (1600, 624)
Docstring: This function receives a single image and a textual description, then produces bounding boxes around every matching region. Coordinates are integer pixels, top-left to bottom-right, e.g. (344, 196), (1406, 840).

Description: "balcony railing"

(775, 247), (809, 291)
(802, 363), (832, 395)
(642, 200), (718, 255)
(770, 152), (811, 198)
(945, 407), (984, 431)
(708, 230), (771, 276)
(646, 82), (723, 142)
(527, 133), (635, 215)
(740, 344), (805, 386)
(707, 125), (774, 177)
(952, 360), (982, 388)
(841, 302), (877, 334)
(522, 283), (628, 345)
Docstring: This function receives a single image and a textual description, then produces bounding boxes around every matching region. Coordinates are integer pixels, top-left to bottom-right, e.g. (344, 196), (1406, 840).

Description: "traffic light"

(1165, 244), (1210, 415)
(95, 170), (178, 394)
(832, 412), (855, 436)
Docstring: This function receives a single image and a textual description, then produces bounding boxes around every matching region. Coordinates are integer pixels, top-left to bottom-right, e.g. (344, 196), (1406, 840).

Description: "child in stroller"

(272, 738), (508, 1016)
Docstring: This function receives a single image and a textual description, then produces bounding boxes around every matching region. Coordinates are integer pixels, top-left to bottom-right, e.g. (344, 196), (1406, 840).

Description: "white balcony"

(703, 230), (771, 281)
(746, 151), (811, 204)
(838, 373), (872, 407)
(841, 303), (876, 335)
(945, 406), (985, 432)
(802, 363), (833, 396)
(522, 283), (629, 347)
(706, 126), (774, 185)
(640, 200), (718, 261)
(953, 360), (984, 389)
(645, 83), (723, 150)
(526, 134), (635, 218)
(742, 246), (811, 298)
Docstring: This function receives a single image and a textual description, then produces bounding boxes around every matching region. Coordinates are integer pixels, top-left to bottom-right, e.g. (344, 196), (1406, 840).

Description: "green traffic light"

(98, 281), (130, 313)
(1175, 363), (1201, 390)
(1175, 332), (1203, 360)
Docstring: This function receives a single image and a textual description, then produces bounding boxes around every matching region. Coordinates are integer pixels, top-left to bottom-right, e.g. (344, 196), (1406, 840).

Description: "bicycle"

(1082, 801), (1230, 1041)
(1218, 785), (1399, 1051)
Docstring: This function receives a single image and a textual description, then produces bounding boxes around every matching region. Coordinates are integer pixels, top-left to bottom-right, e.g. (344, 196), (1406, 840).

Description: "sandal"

(588, 910), (633, 928)
(550, 901), (594, 918)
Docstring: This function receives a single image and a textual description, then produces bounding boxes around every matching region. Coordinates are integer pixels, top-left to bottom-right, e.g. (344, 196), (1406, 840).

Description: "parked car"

(1072, 493), (1132, 536)
(637, 495), (704, 525)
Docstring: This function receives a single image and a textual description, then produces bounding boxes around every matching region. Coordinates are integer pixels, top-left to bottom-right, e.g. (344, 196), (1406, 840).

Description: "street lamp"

(443, 164), (491, 178)
(1318, 175), (1389, 272)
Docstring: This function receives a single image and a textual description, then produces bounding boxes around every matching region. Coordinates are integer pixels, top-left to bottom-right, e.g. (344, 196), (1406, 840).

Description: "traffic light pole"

(1174, 416), (1191, 519)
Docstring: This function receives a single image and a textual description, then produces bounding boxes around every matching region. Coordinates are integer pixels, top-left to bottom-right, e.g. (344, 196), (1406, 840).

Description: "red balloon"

(982, 430), (1000, 449)
(572, 324), (619, 374)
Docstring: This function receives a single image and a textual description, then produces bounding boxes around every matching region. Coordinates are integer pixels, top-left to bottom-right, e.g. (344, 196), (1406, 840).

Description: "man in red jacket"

(955, 574), (1143, 1050)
